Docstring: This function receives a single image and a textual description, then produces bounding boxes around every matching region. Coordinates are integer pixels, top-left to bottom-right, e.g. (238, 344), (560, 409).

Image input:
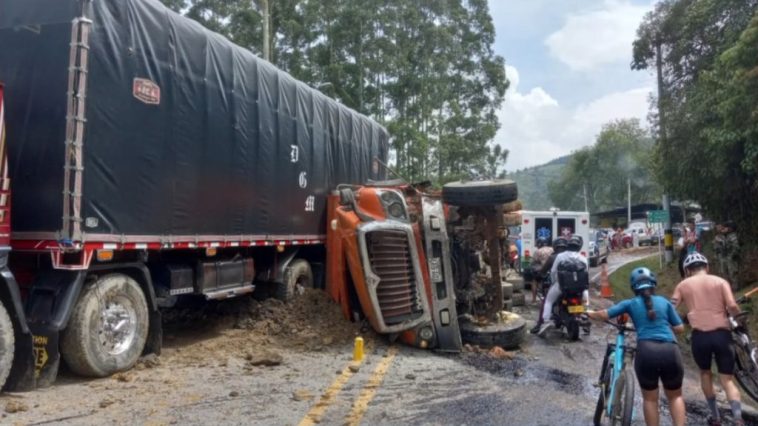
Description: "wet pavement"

(3, 249), (756, 425)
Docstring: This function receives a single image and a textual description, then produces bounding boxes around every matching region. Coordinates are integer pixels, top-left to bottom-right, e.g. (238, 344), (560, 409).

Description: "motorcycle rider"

(671, 252), (743, 426)
(538, 235), (589, 336)
(529, 237), (554, 304)
(529, 237), (567, 334)
(587, 268), (686, 426)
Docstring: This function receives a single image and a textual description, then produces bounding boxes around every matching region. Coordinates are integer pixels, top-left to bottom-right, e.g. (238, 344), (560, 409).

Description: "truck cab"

(327, 179), (525, 352)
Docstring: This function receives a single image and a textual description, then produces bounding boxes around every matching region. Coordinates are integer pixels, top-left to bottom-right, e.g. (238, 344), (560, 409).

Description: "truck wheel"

(0, 302), (15, 388)
(511, 291), (526, 307)
(61, 274), (149, 377)
(442, 180), (518, 207)
(460, 315), (526, 350)
(275, 259), (313, 302)
(502, 282), (514, 299)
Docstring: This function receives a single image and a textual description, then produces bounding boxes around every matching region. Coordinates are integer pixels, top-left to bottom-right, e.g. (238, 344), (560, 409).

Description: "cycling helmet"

(553, 237), (568, 252)
(629, 267), (657, 292)
(683, 252), (708, 269)
(567, 235), (583, 252)
(536, 237), (549, 248)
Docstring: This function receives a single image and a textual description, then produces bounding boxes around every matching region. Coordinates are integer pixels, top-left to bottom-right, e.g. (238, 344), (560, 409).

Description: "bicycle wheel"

(593, 360), (611, 426)
(734, 332), (758, 403)
(610, 367), (634, 426)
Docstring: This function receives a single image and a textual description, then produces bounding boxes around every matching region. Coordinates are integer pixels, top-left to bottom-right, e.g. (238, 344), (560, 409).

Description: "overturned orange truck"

(326, 180), (526, 352)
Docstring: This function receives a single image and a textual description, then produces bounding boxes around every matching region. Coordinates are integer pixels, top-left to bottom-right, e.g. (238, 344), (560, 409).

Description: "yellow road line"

(345, 346), (399, 426)
(298, 359), (364, 426)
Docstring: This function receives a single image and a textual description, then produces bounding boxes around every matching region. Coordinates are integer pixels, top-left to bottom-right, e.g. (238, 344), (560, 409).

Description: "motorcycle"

(544, 260), (591, 341)
(551, 289), (590, 341)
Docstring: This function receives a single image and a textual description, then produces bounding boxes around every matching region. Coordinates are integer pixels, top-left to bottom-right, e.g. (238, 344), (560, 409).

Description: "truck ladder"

(62, 15), (93, 242)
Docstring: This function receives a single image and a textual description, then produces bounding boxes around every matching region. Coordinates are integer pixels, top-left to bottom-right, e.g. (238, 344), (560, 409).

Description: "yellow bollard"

(353, 337), (364, 362)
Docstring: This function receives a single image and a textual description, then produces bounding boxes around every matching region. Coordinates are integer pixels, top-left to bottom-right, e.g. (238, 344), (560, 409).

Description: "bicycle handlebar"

(737, 286), (758, 305)
(604, 320), (636, 333)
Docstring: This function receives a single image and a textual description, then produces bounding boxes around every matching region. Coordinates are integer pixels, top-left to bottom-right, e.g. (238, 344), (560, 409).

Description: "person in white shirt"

(539, 235), (589, 336)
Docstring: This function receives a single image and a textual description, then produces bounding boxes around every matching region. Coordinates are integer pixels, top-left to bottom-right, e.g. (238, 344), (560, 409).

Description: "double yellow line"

(299, 346), (399, 426)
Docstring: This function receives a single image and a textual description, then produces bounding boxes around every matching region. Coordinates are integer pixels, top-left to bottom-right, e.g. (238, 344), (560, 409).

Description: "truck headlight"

(388, 202), (404, 218)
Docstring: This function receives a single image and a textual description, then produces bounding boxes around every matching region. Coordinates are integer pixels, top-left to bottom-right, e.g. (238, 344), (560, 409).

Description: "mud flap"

(24, 270), (86, 388)
(29, 325), (60, 388)
(4, 330), (34, 391)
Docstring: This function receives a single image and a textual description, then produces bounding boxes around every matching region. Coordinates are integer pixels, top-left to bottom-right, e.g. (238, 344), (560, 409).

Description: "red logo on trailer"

(132, 78), (161, 105)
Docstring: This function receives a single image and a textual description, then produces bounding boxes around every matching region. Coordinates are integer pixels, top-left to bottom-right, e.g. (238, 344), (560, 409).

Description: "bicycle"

(593, 314), (636, 426)
(732, 287), (758, 403)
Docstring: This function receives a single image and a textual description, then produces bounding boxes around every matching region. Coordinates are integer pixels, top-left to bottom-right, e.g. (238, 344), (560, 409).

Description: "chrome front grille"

(365, 229), (423, 325)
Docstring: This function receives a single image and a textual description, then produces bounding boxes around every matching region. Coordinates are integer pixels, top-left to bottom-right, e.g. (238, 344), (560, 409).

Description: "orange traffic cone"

(600, 263), (614, 298)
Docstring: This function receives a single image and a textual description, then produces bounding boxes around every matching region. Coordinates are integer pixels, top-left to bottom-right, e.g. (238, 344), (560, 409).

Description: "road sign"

(647, 210), (668, 223)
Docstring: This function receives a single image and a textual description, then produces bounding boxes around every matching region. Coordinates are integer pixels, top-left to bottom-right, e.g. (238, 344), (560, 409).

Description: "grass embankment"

(608, 255), (758, 336)
(607, 255), (674, 300)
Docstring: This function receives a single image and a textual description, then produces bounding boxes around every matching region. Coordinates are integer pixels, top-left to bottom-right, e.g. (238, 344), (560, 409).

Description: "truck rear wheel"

(61, 274), (149, 377)
(442, 179), (518, 207)
(275, 259), (313, 302)
(459, 315), (526, 350)
(0, 302), (15, 388)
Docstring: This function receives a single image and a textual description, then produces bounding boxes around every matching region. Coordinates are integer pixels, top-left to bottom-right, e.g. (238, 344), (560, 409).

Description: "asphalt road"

(1, 248), (755, 425)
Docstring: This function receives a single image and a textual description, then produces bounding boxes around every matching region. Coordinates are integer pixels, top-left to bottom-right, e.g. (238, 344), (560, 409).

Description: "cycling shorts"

(634, 340), (684, 391)
(691, 329), (735, 375)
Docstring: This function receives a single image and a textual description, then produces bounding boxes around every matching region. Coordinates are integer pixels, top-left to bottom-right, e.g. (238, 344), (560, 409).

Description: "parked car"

(623, 227), (653, 247)
(589, 228), (610, 267)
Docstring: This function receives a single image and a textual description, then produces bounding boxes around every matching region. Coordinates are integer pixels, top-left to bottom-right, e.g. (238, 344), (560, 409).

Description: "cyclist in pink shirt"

(672, 252), (743, 426)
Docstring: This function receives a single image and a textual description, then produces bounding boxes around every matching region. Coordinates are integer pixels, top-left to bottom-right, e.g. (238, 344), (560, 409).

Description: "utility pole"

(583, 183), (589, 212)
(627, 177), (632, 225)
(256, 0), (271, 61)
(656, 37), (673, 263)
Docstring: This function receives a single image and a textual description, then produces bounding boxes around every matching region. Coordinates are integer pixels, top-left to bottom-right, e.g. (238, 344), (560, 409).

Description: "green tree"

(548, 119), (659, 212)
(159, 0), (508, 184)
(632, 1), (758, 234)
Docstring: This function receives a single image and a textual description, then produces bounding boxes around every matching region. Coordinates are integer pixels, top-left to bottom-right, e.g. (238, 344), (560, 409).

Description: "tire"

(594, 357), (612, 426)
(502, 200), (523, 212)
(611, 367), (635, 426)
(734, 334), (758, 403)
(503, 299), (514, 311)
(442, 179), (518, 207)
(0, 302), (14, 388)
(566, 318), (580, 341)
(502, 212), (522, 226)
(502, 282), (514, 299)
(512, 279), (525, 292)
(459, 314), (526, 350)
(511, 291), (526, 307)
(275, 259), (313, 302)
(61, 274), (149, 377)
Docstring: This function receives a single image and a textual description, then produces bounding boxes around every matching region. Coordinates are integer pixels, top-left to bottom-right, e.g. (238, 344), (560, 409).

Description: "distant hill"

(507, 155), (571, 210)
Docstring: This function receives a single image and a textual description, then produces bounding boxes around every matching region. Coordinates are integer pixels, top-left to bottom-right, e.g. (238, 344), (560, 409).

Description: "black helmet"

(553, 237), (568, 252)
(536, 237), (549, 248)
(568, 235), (583, 252)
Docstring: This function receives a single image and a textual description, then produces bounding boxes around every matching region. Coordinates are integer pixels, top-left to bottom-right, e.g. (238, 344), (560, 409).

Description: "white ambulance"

(520, 209), (591, 270)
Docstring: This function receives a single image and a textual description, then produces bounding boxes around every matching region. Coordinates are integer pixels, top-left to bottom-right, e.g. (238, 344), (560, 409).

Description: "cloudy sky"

(488, 0), (657, 171)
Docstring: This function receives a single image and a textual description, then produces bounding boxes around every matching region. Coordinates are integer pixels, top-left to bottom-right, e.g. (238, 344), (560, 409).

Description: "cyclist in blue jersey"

(588, 268), (686, 426)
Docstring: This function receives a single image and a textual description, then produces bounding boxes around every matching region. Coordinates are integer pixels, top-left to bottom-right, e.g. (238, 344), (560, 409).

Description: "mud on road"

(1, 251), (756, 425)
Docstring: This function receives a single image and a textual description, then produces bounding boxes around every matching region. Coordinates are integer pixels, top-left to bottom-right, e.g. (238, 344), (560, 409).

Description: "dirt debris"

(292, 389), (314, 401)
(161, 289), (368, 366)
(488, 346), (515, 360)
(247, 350), (283, 367)
(4, 400), (28, 413)
(99, 398), (116, 408)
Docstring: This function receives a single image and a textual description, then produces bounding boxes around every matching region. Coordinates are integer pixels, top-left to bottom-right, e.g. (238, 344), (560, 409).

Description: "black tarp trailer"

(0, 0), (388, 388)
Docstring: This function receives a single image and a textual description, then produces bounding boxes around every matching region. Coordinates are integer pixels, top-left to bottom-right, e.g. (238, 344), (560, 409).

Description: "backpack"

(557, 257), (589, 293)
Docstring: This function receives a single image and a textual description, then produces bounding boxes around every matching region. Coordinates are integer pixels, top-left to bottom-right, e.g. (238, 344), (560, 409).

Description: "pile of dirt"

(160, 289), (368, 365)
